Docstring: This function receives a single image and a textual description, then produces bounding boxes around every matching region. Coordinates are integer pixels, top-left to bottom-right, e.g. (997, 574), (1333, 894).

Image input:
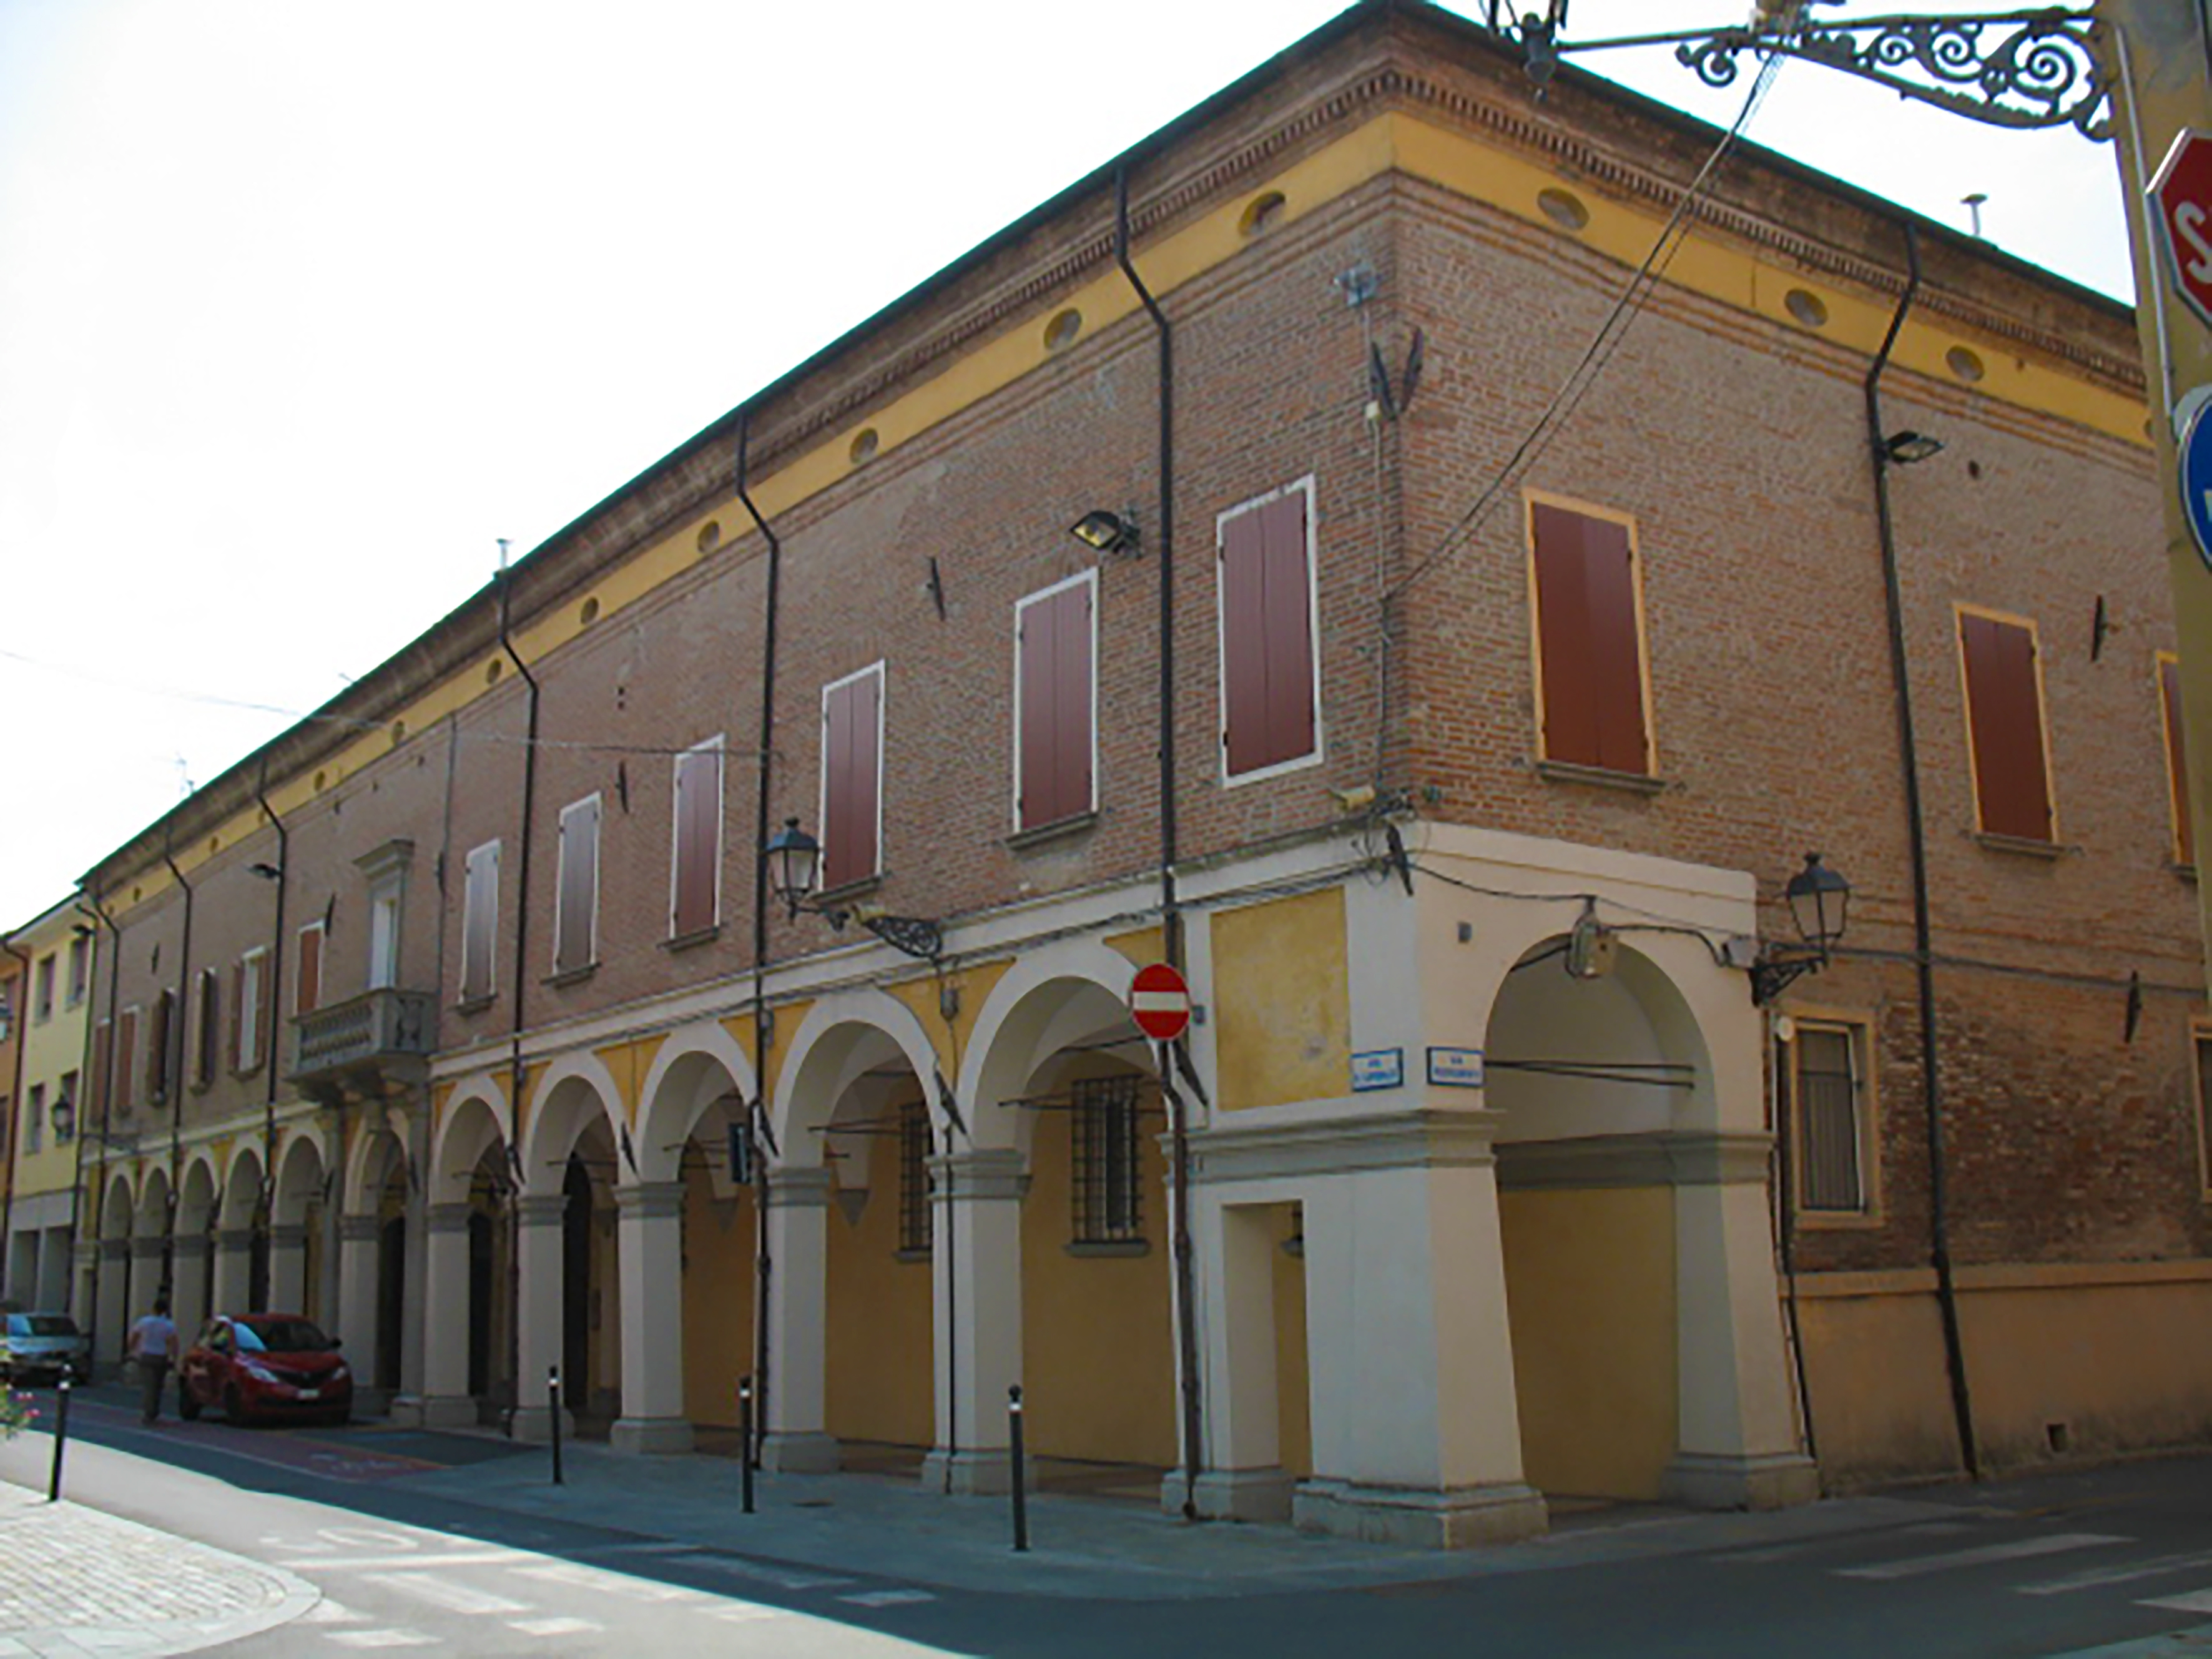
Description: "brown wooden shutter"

(195, 968), (219, 1088)
(557, 797), (601, 971)
(1018, 585), (1094, 830)
(1959, 612), (2053, 841)
(673, 751), (719, 937)
(1017, 598), (1054, 830)
(147, 992), (172, 1105)
(228, 962), (245, 1071)
(91, 1018), (111, 1116)
(1531, 502), (1649, 774)
(1221, 501), (1269, 777)
(254, 956), (273, 1071)
(462, 844), (499, 1000)
(117, 1008), (138, 1110)
(824, 674), (881, 890)
(2162, 656), (2193, 867)
(1258, 490), (1316, 768)
(295, 925), (323, 1018)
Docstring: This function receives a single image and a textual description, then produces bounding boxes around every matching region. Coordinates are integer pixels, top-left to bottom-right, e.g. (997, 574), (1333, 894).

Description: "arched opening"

(1488, 935), (1700, 1504)
(97, 1173), (134, 1366)
(370, 1149), (408, 1393)
(272, 1136), (327, 1322)
(175, 1159), (219, 1339)
(465, 1143), (512, 1408)
(220, 1148), (267, 1316)
(557, 1119), (621, 1433)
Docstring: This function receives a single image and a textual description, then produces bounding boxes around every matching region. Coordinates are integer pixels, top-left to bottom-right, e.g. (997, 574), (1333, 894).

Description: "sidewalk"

(0, 1479), (317, 1658)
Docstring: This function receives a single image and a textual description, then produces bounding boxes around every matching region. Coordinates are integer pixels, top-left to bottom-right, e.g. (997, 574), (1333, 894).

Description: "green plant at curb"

(0, 1388), (37, 1439)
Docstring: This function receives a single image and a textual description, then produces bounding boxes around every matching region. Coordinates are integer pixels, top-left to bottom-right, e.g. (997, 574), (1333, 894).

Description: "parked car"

(179, 1314), (351, 1427)
(0, 1312), (91, 1385)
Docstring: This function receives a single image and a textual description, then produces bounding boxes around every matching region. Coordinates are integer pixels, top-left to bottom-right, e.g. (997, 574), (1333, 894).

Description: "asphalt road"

(19, 1391), (2212, 1658)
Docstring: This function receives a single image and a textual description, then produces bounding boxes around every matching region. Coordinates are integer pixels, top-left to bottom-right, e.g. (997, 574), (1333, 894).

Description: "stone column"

(268, 1224), (310, 1315)
(611, 1181), (692, 1454)
(922, 1148), (1025, 1495)
(416, 1202), (477, 1429)
(1287, 1110), (1548, 1549)
(336, 1214), (382, 1396)
(212, 1228), (255, 1316)
(94, 1239), (130, 1369)
(1661, 1131), (1821, 1510)
(130, 1238), (165, 1319)
(760, 1166), (837, 1472)
(172, 1234), (212, 1341)
(1184, 1193), (1296, 1522)
(510, 1194), (573, 1443)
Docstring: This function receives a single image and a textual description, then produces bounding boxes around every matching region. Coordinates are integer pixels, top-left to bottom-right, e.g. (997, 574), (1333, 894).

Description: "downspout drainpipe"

(736, 406), (780, 1468)
(498, 570), (541, 1423)
(2, 931), (31, 1304)
(1865, 221), (1979, 1480)
(252, 763), (289, 1314)
(159, 832), (194, 1301)
(1116, 164), (1204, 1522)
(82, 887), (123, 1369)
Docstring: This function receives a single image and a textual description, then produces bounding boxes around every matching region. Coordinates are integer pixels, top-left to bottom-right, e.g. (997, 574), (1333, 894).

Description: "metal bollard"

(548, 1366), (564, 1487)
(47, 1377), (71, 1504)
(739, 1377), (755, 1515)
(1008, 1384), (1028, 1553)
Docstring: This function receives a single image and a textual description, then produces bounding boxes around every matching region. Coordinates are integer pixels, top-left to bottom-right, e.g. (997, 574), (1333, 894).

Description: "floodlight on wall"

(764, 817), (944, 962)
(1069, 510), (1141, 556)
(1882, 430), (1945, 466)
(248, 862), (284, 882)
(1749, 852), (1852, 1005)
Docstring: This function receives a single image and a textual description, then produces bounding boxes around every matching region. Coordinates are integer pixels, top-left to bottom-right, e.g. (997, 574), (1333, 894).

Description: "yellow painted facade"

(679, 1156), (755, 1430)
(825, 1088), (934, 1450)
(1211, 889), (1351, 1111)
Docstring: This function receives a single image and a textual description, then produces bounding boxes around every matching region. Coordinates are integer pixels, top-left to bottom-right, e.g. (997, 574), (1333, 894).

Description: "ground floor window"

(1073, 1074), (1144, 1244)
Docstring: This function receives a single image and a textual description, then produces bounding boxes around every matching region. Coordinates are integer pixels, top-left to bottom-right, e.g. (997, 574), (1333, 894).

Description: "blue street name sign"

(2181, 398), (2212, 573)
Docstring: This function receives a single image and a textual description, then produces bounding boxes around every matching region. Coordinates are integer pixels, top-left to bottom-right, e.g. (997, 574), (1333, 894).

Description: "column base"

(760, 1432), (841, 1474)
(1181, 1467), (1294, 1524)
(1294, 1479), (1549, 1550)
(416, 1394), (481, 1430)
(507, 1405), (578, 1445)
(610, 1416), (696, 1455)
(922, 1447), (1013, 1495)
(1661, 1450), (1821, 1512)
(385, 1394), (427, 1429)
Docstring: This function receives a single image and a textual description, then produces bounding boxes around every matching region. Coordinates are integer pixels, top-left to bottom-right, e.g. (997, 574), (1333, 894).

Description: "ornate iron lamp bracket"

(853, 912), (945, 963)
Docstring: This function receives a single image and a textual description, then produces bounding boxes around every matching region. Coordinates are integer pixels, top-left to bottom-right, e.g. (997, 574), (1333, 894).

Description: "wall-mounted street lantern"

(49, 1090), (132, 1153)
(1069, 509), (1141, 556)
(764, 818), (945, 962)
(1750, 852), (1852, 1005)
(1882, 430), (1945, 466)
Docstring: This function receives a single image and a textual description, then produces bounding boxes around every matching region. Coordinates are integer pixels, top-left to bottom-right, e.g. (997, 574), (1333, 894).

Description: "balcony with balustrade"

(290, 987), (437, 1105)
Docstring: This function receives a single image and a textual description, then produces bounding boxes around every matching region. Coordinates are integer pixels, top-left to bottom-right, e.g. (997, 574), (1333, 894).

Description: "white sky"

(0, 0), (2135, 930)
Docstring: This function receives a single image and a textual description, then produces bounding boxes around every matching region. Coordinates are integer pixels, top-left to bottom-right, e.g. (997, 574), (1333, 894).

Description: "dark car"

(0, 1312), (91, 1385)
(179, 1314), (352, 1427)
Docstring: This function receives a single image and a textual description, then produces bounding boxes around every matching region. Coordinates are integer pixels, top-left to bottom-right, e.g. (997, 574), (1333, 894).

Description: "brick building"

(68, 1), (2203, 1546)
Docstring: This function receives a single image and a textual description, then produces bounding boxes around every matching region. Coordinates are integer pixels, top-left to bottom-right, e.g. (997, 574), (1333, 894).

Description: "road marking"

(1725, 1523), (1977, 1565)
(840, 1589), (937, 1607)
(702, 1606), (789, 1624)
(295, 1551), (530, 1572)
(360, 1572), (532, 1615)
(2019, 1550), (2212, 1595)
(1838, 1533), (2131, 1580)
(575, 1541), (694, 1557)
(666, 1552), (855, 1591)
(303, 1600), (368, 1623)
(509, 1617), (602, 1636)
(2141, 1590), (2212, 1614)
(512, 1562), (700, 1602)
(326, 1633), (438, 1650)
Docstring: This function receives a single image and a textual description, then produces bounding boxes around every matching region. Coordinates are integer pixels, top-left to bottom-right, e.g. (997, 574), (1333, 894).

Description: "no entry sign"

(1129, 962), (1192, 1043)
(2150, 129), (2212, 330)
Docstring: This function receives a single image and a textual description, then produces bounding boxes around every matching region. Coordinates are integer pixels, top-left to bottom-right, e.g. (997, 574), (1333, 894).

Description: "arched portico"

(131, 1169), (172, 1335)
(174, 1155), (220, 1339)
(270, 1133), (328, 1321)
(421, 1081), (509, 1429)
(214, 1146), (265, 1317)
(337, 1125), (411, 1399)
(95, 1172), (135, 1366)
(519, 1066), (626, 1445)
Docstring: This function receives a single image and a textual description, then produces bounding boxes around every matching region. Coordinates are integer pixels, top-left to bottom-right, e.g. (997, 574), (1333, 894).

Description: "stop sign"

(1128, 962), (1191, 1043)
(2150, 130), (2212, 330)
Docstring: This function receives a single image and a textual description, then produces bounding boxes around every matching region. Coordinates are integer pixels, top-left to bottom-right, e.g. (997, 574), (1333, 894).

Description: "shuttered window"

(295, 921), (324, 1018)
(821, 667), (883, 891)
(235, 950), (269, 1074)
(1218, 480), (1320, 781)
(2161, 653), (2193, 867)
(1015, 573), (1096, 831)
(147, 989), (175, 1106)
(2196, 1034), (2212, 1197)
(1958, 609), (2054, 842)
(193, 967), (219, 1089)
(671, 742), (723, 938)
(90, 1018), (111, 1119)
(461, 841), (501, 1003)
(116, 1007), (139, 1110)
(1528, 497), (1651, 775)
(555, 794), (602, 974)
(1795, 1023), (1869, 1214)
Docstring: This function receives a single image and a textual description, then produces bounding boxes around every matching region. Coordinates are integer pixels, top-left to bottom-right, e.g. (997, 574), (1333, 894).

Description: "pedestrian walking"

(127, 1296), (179, 1425)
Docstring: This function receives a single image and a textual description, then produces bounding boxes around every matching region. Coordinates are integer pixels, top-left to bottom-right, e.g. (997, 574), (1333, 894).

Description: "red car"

(179, 1314), (353, 1427)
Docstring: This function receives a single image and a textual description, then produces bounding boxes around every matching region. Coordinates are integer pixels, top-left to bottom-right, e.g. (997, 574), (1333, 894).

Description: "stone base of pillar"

(1293, 1479), (1548, 1550)
(1661, 1450), (1821, 1512)
(349, 1387), (394, 1420)
(1181, 1467), (1295, 1524)
(922, 1446), (1012, 1495)
(417, 1395), (480, 1430)
(385, 1394), (427, 1429)
(507, 1405), (578, 1445)
(610, 1416), (696, 1455)
(759, 1432), (840, 1474)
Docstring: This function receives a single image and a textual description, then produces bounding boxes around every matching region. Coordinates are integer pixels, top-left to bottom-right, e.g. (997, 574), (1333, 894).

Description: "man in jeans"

(126, 1295), (179, 1425)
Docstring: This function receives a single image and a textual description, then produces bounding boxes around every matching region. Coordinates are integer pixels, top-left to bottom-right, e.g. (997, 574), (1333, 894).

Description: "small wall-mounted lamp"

(1749, 852), (1852, 1005)
(247, 862), (284, 882)
(764, 817), (944, 961)
(1069, 509), (1141, 556)
(1882, 430), (1945, 466)
(50, 1089), (76, 1143)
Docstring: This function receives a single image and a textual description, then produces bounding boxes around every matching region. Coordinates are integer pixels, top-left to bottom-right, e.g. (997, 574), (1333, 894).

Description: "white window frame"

(65, 936), (88, 1008)
(1011, 569), (1100, 833)
(1788, 1013), (1880, 1226)
(818, 665), (886, 889)
(555, 793), (604, 973)
(237, 951), (268, 1075)
(33, 955), (54, 1023)
(1215, 474), (1325, 788)
(668, 736), (725, 937)
(461, 839), (501, 1003)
